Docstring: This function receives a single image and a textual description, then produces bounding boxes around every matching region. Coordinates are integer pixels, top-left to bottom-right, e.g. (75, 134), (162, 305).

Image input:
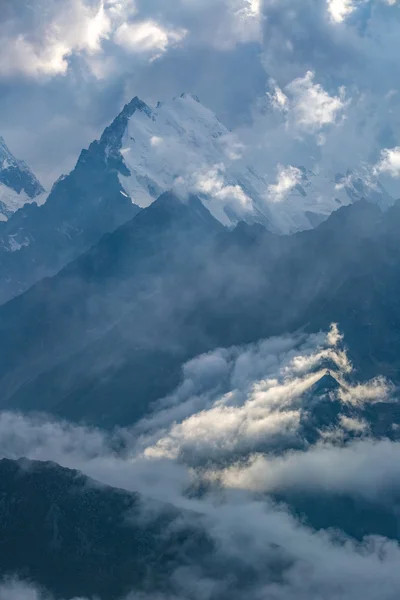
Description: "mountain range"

(0, 93), (394, 305)
(0, 190), (399, 427)
(2, 93), (400, 600)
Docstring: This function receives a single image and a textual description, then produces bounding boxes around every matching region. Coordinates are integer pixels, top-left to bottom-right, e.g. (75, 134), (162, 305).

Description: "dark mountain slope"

(0, 458), (211, 600)
(0, 99), (146, 305)
(0, 192), (224, 424)
(0, 195), (397, 426)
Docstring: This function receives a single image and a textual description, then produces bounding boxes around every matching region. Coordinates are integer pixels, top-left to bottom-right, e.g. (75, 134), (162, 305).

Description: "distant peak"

(124, 96), (152, 118)
(0, 135), (14, 160)
(0, 134), (45, 200)
(100, 96), (152, 149)
(179, 93), (201, 103)
(310, 370), (341, 396)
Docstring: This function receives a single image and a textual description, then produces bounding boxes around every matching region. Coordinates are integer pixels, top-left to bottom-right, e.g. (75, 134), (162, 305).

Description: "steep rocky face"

(0, 100), (144, 304)
(0, 136), (45, 222)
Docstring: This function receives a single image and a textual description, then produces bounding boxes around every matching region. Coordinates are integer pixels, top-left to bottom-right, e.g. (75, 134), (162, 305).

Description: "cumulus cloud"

(374, 147), (400, 178)
(0, 0), (113, 78)
(287, 71), (347, 132)
(114, 20), (187, 59)
(0, 0), (263, 81)
(327, 0), (357, 23)
(269, 72), (347, 135)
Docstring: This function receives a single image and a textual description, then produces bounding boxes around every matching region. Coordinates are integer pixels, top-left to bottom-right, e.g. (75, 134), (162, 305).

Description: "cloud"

(338, 376), (392, 405)
(114, 20), (187, 58)
(327, 0), (357, 23)
(374, 147), (400, 178)
(328, 0), (400, 23)
(187, 164), (255, 223)
(0, 0), (113, 78)
(0, 0), (262, 81)
(0, 325), (385, 496)
(327, 322), (344, 346)
(287, 71), (347, 132)
(2, 0), (400, 197)
(220, 438), (400, 503)
(270, 71), (347, 135)
(0, 578), (86, 600)
(1, 326), (400, 599)
(267, 164), (303, 202)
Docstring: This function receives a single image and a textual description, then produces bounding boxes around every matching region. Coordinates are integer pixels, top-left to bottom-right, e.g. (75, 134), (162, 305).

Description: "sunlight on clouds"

(114, 20), (187, 57)
(328, 0), (399, 22)
(327, 323), (344, 347)
(327, 0), (356, 23)
(0, 0), (113, 77)
(234, 0), (263, 42)
(139, 326), (358, 463)
(85, 1), (112, 52)
(0, 0), (186, 77)
(0, 325), (399, 600)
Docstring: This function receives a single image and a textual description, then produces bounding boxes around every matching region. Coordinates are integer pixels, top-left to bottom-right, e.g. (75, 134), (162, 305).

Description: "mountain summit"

(0, 136), (45, 221)
(0, 94), (394, 305)
(94, 93), (393, 233)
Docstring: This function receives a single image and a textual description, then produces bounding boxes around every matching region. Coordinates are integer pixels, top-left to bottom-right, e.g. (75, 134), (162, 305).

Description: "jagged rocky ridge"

(0, 100), (144, 304)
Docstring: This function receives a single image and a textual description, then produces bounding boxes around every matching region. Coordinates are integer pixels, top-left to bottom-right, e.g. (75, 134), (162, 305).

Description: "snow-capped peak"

(0, 136), (46, 222)
(104, 94), (395, 233)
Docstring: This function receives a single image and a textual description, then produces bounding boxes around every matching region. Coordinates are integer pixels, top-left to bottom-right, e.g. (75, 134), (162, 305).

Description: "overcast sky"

(1, 0), (400, 190)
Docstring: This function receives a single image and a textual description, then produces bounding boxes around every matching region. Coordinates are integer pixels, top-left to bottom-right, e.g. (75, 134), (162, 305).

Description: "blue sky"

(1, 0), (400, 192)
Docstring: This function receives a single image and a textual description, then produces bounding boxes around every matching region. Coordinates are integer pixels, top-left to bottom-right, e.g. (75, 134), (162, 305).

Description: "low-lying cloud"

(1, 325), (400, 599)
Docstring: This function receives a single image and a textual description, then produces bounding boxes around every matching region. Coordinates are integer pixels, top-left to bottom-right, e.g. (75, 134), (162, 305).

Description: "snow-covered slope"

(105, 93), (393, 233)
(0, 136), (45, 221)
